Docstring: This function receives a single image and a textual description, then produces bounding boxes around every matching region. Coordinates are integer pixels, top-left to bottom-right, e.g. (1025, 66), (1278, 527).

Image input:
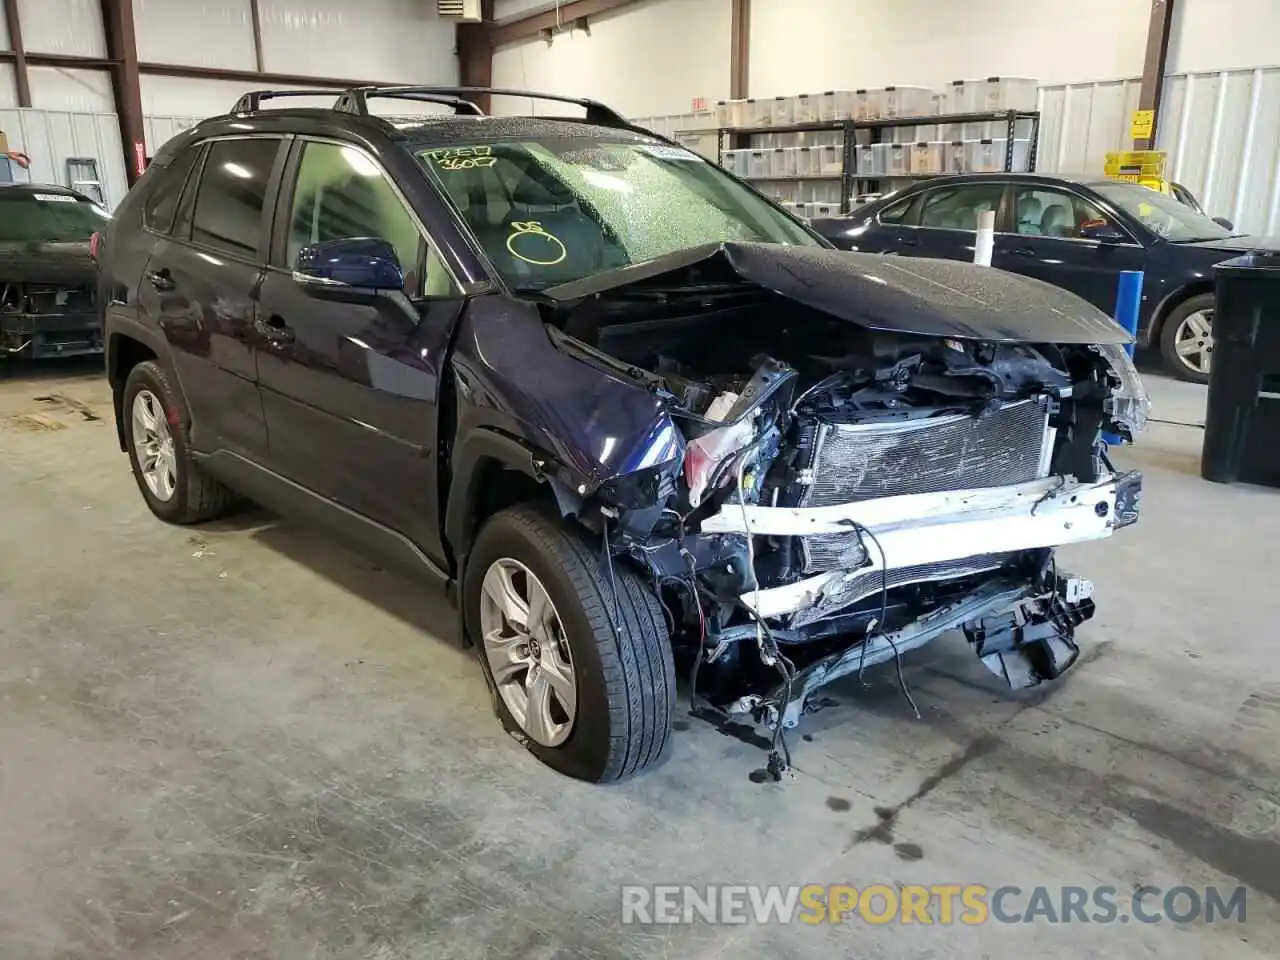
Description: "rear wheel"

(465, 505), (675, 782)
(1159, 293), (1214, 384)
(123, 361), (236, 523)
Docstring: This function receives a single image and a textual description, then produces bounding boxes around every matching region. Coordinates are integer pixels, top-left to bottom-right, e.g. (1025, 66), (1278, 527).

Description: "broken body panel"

(493, 242), (1147, 731)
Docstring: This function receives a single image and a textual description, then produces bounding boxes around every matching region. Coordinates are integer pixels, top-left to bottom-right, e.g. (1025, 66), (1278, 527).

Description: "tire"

(1158, 293), (1214, 384)
(122, 360), (236, 524)
(464, 505), (675, 782)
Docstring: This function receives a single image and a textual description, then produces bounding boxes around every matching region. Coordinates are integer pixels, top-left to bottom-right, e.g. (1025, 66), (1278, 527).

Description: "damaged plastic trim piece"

(701, 472), (1141, 620)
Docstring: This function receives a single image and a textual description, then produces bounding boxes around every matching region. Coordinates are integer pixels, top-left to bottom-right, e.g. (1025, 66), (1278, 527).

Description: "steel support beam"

(730, 0), (750, 100)
(1134, 0), (1177, 149)
(2, 0), (30, 106)
(249, 0), (265, 73)
(490, 0), (633, 48)
(100, 0), (147, 185)
(138, 61), (389, 88)
(457, 1), (495, 115)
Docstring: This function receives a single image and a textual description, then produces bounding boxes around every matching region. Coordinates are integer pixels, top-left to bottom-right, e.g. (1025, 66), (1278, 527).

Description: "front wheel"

(464, 505), (675, 782)
(1159, 293), (1214, 384)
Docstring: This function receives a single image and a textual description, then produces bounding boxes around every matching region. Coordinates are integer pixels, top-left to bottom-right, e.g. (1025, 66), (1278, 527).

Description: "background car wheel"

(122, 361), (236, 524)
(1159, 293), (1214, 384)
(465, 505), (675, 783)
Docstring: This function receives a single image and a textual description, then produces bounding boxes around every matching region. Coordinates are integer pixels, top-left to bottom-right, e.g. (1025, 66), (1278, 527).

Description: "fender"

(105, 313), (186, 451)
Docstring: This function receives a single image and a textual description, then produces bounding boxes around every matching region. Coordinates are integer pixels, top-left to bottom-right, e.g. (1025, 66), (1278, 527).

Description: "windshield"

(417, 138), (818, 289)
(1091, 181), (1233, 242)
(0, 191), (110, 244)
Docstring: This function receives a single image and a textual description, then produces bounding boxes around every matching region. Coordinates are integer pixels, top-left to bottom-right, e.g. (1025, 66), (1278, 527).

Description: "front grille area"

(797, 398), (1052, 574)
(800, 397), (1052, 508)
(791, 553), (1010, 627)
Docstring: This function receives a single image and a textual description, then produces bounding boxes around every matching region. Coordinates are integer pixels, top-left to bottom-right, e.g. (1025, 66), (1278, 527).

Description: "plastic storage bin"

(794, 146), (817, 177)
(882, 85), (933, 119)
(748, 99), (770, 127)
(947, 79), (983, 115)
(910, 141), (944, 174)
(819, 90), (857, 121)
(721, 150), (741, 175)
(983, 76), (1038, 112)
(855, 144), (878, 176)
(944, 140), (966, 173)
(794, 93), (820, 123)
(770, 147), (797, 177)
(854, 89), (881, 120)
(771, 96), (795, 126)
(716, 99), (749, 129)
(815, 144), (843, 175)
(965, 137), (1031, 173)
(747, 150), (771, 178)
(884, 143), (909, 176)
(805, 202), (839, 220)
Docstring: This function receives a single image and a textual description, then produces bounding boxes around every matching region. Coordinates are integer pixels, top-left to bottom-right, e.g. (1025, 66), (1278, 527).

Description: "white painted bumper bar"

(700, 475), (1125, 620)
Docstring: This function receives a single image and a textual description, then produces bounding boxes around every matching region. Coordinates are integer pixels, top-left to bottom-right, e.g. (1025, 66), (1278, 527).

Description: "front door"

(138, 136), (284, 457)
(993, 185), (1147, 315)
(255, 138), (461, 570)
(910, 181), (1009, 263)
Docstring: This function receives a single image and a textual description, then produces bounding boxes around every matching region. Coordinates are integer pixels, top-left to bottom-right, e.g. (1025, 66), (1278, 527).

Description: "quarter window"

(878, 198), (912, 225)
(285, 141), (429, 292)
(919, 184), (1005, 230)
(143, 145), (200, 234)
(189, 138), (281, 258)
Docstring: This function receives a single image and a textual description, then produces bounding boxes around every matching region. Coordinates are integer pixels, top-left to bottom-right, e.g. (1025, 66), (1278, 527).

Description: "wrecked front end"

(543, 243), (1146, 752)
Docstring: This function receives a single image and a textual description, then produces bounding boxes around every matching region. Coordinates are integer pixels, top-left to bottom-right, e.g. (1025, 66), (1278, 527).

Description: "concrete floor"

(1, 360), (1278, 959)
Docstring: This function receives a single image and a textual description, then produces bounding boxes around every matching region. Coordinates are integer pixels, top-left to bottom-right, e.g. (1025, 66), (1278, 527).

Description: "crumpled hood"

(1181, 234), (1280, 254)
(0, 240), (96, 286)
(543, 241), (1133, 345)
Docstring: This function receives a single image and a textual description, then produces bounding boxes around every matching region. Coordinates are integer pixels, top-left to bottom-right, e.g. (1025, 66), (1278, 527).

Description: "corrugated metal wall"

(0, 108), (128, 208)
(1038, 67), (1280, 234)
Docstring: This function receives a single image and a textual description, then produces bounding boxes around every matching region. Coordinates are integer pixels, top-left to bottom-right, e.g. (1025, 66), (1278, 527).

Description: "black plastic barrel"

(1201, 252), (1280, 486)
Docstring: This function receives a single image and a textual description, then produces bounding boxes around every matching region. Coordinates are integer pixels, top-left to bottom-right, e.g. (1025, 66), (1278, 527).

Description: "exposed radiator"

(800, 398), (1053, 573)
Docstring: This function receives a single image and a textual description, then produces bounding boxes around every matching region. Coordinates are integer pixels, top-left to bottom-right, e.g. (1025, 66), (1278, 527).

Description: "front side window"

(919, 184), (1005, 230)
(0, 191), (110, 243)
(190, 138), (281, 258)
(285, 141), (432, 292)
(1013, 188), (1109, 239)
(418, 138), (818, 289)
(878, 197), (912, 225)
(1092, 181), (1234, 242)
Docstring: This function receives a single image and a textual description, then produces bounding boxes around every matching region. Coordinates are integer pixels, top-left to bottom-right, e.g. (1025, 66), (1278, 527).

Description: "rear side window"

(190, 138), (281, 258)
(143, 146), (200, 234)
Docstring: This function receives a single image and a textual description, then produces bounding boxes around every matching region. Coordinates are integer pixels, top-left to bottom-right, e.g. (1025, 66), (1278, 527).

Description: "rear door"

(138, 136), (285, 457)
(254, 137), (462, 569)
(911, 182), (1009, 263)
(993, 184), (1146, 313)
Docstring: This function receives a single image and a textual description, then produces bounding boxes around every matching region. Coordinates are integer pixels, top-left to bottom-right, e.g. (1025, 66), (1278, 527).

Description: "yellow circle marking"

(507, 221), (567, 266)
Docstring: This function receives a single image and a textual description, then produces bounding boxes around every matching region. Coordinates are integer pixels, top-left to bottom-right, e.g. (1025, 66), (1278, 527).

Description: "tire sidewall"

(1159, 294), (1214, 384)
(122, 362), (191, 522)
(464, 511), (616, 782)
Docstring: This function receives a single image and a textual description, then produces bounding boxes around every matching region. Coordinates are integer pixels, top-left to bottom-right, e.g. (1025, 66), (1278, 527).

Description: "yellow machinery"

(1104, 150), (1172, 194)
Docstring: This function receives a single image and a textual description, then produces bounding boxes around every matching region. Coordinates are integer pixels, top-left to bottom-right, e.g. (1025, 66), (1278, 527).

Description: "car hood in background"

(1181, 234), (1280, 255)
(0, 240), (96, 286)
(543, 242), (1132, 344)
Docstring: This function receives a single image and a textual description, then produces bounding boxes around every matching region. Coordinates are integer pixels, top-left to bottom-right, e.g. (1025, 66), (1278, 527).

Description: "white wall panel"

(132, 0), (257, 70)
(0, 109), (128, 208)
(257, 0), (456, 83)
(0, 66), (16, 110)
(28, 67), (115, 112)
(139, 74), (332, 119)
(16, 0), (107, 57)
(1035, 80), (1142, 176)
(1170, 0), (1280, 74)
(491, 0), (731, 119)
(0, 8), (8, 47)
(749, 0), (1150, 96)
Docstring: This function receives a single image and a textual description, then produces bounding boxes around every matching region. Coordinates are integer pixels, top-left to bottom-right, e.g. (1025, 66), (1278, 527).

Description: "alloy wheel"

(1173, 308), (1213, 377)
(131, 389), (177, 502)
(479, 558), (577, 747)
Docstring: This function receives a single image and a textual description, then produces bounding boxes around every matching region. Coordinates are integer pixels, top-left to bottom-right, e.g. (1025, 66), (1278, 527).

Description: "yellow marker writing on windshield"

(507, 221), (567, 266)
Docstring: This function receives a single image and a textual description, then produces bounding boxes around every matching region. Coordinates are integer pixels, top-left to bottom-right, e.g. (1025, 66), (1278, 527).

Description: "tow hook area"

(964, 575), (1096, 689)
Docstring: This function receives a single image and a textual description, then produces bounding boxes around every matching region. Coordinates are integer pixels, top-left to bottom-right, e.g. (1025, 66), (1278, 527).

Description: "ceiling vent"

(438, 0), (483, 21)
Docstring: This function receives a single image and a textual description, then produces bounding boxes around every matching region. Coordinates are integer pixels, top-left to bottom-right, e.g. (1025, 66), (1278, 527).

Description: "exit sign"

(691, 96), (709, 113)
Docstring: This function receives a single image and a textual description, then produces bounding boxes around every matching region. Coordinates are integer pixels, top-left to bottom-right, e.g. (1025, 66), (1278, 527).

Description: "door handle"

(1010, 246), (1037, 257)
(897, 236), (919, 247)
(145, 268), (175, 292)
(255, 315), (295, 345)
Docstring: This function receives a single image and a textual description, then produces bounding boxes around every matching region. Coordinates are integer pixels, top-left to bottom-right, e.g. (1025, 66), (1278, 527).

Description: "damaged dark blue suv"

(98, 87), (1146, 782)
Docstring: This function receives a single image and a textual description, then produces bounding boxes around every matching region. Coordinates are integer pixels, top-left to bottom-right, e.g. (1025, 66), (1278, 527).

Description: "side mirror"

(293, 237), (403, 303)
(1079, 220), (1126, 243)
(1213, 216), (1235, 231)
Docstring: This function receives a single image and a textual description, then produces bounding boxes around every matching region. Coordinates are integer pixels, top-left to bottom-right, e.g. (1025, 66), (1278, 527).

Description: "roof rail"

(231, 89), (345, 114)
(333, 86), (630, 128)
(333, 87), (487, 117)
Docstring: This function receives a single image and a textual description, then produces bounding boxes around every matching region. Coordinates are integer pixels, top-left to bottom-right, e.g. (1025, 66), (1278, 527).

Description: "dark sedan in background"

(813, 173), (1277, 382)
(1, 182), (109, 360)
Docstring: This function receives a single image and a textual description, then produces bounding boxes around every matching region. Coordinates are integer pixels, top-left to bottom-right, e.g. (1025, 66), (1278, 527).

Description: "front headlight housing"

(1094, 343), (1150, 437)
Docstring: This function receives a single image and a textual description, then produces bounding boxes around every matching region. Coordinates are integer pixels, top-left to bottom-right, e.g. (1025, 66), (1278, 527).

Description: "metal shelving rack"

(719, 109), (1040, 212)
